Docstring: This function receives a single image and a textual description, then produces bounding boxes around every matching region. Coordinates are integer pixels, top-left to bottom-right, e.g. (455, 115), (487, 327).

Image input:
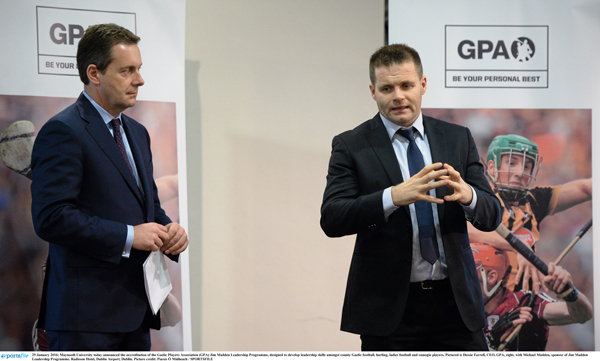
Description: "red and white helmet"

(471, 243), (511, 298)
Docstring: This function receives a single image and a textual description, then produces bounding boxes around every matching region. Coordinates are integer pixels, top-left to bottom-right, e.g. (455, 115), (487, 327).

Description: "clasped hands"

(391, 162), (472, 207)
(133, 222), (188, 255)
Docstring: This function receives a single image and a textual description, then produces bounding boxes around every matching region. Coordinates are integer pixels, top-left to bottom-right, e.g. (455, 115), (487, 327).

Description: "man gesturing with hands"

(390, 163), (475, 206)
(320, 44), (501, 351)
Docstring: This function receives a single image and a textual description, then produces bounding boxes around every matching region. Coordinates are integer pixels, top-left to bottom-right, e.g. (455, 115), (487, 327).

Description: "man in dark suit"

(30, 23), (188, 351)
(320, 44), (501, 351)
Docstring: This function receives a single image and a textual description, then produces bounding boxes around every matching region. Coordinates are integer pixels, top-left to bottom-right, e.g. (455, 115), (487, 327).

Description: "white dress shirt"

(379, 112), (477, 282)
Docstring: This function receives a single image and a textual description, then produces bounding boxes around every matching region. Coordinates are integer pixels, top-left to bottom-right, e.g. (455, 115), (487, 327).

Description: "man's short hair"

(369, 44), (423, 85)
(77, 23), (140, 85)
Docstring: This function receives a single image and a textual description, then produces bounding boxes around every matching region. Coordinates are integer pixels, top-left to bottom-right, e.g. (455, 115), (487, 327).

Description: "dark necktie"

(397, 127), (440, 264)
(111, 118), (134, 176)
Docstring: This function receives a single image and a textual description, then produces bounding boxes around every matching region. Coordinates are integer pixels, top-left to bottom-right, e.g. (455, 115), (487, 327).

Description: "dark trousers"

(47, 325), (151, 351)
(361, 279), (488, 351)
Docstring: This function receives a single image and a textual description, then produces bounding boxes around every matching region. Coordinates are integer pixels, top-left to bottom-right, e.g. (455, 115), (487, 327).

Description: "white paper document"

(143, 250), (172, 315)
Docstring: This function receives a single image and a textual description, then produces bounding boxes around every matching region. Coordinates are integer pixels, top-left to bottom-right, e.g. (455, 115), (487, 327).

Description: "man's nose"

(134, 71), (145, 86)
(392, 87), (404, 100)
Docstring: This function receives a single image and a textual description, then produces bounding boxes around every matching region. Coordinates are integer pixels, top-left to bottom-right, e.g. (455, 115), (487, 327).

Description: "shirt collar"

(82, 91), (122, 126)
(380, 112), (425, 142)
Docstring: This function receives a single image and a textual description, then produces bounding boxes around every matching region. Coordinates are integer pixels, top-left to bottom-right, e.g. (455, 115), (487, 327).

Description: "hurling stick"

(496, 219), (592, 351)
(555, 219), (592, 265)
(495, 224), (548, 275)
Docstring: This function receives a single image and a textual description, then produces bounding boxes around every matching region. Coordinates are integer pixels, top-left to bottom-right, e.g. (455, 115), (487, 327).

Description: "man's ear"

(87, 64), (101, 86)
(369, 83), (376, 100)
(487, 269), (499, 286)
(487, 159), (496, 178)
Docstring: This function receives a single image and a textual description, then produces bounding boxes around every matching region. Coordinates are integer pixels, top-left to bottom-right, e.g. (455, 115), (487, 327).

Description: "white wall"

(184, 0), (385, 351)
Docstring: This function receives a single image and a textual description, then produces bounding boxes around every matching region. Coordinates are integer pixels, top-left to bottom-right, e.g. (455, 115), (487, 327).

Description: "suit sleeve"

(137, 124), (178, 262)
(152, 179), (171, 226)
(463, 127), (502, 231)
(320, 135), (387, 237)
(142, 125), (172, 227)
(31, 119), (127, 264)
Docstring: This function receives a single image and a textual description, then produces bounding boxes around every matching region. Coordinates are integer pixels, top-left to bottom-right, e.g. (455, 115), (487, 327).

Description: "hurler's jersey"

(485, 289), (555, 351)
(499, 186), (561, 290)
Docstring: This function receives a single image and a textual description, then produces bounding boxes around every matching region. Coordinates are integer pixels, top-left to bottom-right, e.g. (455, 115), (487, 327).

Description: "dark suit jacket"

(320, 114), (501, 336)
(31, 93), (174, 333)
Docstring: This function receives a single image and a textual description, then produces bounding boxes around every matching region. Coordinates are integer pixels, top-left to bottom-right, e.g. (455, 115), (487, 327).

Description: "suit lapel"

(365, 114), (412, 218)
(122, 116), (152, 214)
(365, 114), (404, 185)
(78, 95), (145, 207)
(423, 116), (448, 218)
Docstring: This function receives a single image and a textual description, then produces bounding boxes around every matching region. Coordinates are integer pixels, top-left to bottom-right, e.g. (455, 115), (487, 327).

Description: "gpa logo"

(49, 23), (85, 45)
(457, 37), (536, 62)
(36, 6), (136, 76)
(512, 37), (535, 62)
(446, 26), (548, 88)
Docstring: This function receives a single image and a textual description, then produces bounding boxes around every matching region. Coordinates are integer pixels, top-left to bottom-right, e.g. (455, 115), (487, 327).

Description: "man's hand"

(544, 262), (572, 294)
(391, 162), (448, 206)
(133, 222), (169, 252)
(442, 163), (473, 205)
(515, 252), (546, 294)
(161, 222), (189, 255)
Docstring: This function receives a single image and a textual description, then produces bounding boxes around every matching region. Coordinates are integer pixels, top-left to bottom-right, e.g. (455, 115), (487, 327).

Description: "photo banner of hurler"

(389, 0), (598, 352)
(0, 0), (190, 351)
